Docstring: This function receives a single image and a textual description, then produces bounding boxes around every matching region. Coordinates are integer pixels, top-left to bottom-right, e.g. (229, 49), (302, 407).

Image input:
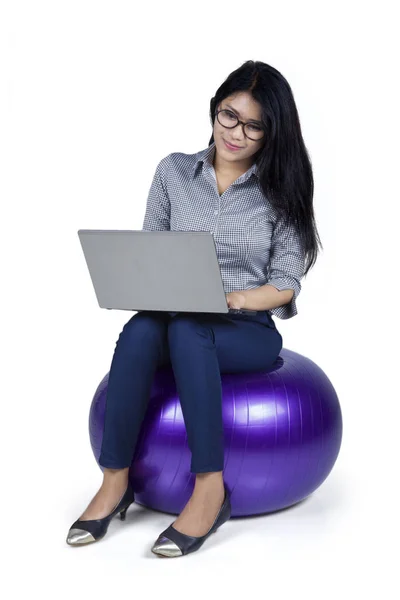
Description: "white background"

(1, 0), (398, 597)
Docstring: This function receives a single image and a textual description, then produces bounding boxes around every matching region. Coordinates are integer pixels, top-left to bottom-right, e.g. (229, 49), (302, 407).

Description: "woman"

(66, 60), (322, 557)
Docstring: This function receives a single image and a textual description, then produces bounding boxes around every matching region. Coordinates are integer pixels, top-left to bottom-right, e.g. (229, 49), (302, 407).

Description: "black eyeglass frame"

(215, 109), (266, 141)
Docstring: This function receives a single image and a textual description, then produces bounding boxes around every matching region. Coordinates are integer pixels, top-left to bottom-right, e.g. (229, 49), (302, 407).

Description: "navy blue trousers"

(98, 310), (283, 473)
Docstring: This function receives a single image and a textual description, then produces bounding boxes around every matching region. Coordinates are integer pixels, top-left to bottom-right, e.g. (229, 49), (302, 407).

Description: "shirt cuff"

(267, 277), (301, 320)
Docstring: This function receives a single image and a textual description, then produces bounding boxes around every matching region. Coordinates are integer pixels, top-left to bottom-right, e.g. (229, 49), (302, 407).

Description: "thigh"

(169, 311), (283, 373)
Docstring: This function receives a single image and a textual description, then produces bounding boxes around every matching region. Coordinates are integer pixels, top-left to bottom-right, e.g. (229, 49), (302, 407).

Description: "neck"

(213, 148), (253, 177)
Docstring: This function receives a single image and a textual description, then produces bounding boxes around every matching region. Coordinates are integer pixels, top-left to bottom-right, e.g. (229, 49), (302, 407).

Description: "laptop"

(77, 229), (258, 315)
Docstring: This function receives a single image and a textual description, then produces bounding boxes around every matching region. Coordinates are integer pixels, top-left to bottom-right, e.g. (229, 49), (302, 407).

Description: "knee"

(168, 314), (215, 345)
(117, 311), (166, 346)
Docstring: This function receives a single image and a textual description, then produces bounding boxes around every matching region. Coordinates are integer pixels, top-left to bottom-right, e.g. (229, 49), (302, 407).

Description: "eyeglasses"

(215, 109), (265, 141)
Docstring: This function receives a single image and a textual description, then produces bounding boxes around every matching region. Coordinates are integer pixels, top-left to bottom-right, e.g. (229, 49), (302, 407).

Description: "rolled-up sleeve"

(142, 154), (171, 231)
(267, 214), (305, 320)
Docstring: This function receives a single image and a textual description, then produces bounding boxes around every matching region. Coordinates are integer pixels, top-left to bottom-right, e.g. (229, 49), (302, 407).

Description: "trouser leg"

(98, 311), (170, 468)
(167, 311), (282, 474)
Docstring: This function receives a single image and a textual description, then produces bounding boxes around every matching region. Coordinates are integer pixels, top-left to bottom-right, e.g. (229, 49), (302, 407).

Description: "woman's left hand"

(226, 291), (246, 310)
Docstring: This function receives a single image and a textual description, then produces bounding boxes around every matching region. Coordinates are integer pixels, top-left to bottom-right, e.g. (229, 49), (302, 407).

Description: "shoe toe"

(151, 535), (183, 557)
(66, 528), (96, 545)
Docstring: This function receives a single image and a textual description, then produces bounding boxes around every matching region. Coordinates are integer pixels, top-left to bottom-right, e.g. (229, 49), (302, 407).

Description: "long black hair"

(208, 60), (322, 276)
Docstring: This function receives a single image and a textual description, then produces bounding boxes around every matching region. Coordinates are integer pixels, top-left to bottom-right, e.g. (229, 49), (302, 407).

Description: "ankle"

(102, 467), (129, 489)
(194, 471), (224, 493)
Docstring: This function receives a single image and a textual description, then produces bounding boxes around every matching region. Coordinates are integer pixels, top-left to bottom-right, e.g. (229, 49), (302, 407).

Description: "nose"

(231, 123), (246, 141)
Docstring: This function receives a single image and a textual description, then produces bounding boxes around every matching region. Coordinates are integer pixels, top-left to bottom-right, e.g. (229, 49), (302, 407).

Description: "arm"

(239, 214), (305, 316)
(232, 285), (294, 312)
(142, 155), (171, 231)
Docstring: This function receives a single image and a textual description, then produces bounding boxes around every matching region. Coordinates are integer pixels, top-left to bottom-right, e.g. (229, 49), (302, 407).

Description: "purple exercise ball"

(89, 347), (342, 517)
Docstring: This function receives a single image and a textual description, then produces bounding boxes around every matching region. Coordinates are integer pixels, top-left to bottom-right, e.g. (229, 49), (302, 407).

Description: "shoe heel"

(119, 505), (129, 520)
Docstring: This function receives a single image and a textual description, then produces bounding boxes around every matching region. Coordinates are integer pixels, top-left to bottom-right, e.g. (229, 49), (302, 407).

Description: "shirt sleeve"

(142, 155), (171, 231)
(266, 213), (305, 320)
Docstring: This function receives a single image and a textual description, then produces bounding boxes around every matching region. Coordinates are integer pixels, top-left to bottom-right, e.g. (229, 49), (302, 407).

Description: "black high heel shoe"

(66, 481), (135, 546)
(151, 483), (231, 557)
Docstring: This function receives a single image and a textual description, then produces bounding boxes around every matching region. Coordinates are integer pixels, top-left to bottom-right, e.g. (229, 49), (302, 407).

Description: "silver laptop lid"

(77, 229), (231, 314)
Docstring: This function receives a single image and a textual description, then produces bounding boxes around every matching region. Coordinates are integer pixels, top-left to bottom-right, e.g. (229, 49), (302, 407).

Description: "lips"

(223, 139), (243, 149)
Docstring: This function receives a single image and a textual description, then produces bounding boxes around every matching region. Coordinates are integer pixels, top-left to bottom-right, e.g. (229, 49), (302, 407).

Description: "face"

(213, 92), (265, 165)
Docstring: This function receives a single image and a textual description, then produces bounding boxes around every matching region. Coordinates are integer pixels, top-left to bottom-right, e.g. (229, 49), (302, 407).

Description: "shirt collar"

(191, 141), (259, 183)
